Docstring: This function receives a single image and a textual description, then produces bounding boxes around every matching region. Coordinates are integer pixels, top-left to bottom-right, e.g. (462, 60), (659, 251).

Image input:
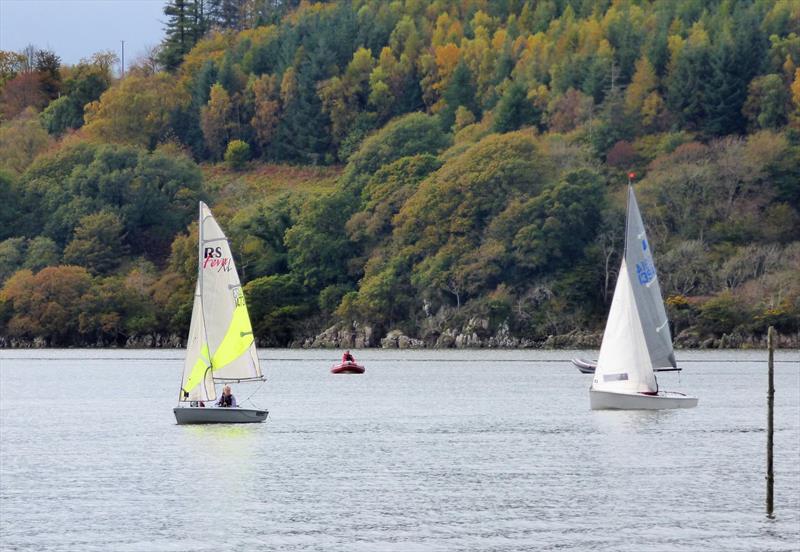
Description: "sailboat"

(174, 202), (268, 424)
(589, 185), (698, 410)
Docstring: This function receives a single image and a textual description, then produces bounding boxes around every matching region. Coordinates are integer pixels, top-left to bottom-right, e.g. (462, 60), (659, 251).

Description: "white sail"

(198, 202), (262, 382)
(178, 283), (214, 402)
(624, 187), (676, 369)
(593, 258), (658, 394)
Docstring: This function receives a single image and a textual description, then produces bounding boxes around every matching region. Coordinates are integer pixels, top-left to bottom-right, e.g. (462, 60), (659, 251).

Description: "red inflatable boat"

(330, 361), (365, 374)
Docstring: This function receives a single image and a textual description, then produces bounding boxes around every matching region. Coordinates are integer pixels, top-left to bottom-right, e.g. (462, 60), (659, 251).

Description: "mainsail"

(178, 202), (262, 402)
(593, 185), (674, 394)
(623, 187), (676, 370)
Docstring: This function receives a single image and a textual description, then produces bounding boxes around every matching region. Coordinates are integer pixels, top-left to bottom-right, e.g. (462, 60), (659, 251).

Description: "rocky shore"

(294, 321), (799, 350)
(1, 323), (797, 349)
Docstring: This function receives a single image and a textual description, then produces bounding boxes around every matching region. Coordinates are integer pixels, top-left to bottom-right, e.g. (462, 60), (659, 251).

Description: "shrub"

(224, 140), (251, 170)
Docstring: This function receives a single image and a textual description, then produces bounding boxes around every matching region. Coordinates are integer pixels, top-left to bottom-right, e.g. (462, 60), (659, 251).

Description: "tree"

(666, 38), (710, 132)
(22, 236), (60, 272)
(0, 50), (27, 88)
(160, 0), (207, 71)
(40, 61), (110, 135)
(1, 266), (93, 343)
(318, 47), (375, 149)
(0, 72), (47, 120)
(224, 139), (250, 169)
(63, 210), (127, 274)
(344, 112), (450, 186)
(743, 74), (790, 130)
(392, 131), (557, 305)
(34, 49), (61, 100)
(272, 54), (333, 163)
(285, 189), (357, 291)
(704, 38), (748, 136)
(244, 274), (310, 345)
(546, 88), (593, 133)
(439, 60), (479, 130)
(0, 108), (53, 174)
(207, 0), (243, 31)
(18, 141), (202, 261)
(625, 56), (658, 119)
(0, 172), (18, 241)
(83, 74), (188, 149)
(0, 238), (26, 284)
(200, 82), (234, 158)
(250, 73), (280, 152)
(493, 81), (541, 133)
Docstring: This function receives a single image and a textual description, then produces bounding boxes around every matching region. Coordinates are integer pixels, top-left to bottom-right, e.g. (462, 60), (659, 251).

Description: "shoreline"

(1, 332), (797, 350)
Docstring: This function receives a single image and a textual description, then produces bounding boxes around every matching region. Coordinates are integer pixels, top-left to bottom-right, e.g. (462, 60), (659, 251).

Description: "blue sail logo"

(636, 260), (656, 285)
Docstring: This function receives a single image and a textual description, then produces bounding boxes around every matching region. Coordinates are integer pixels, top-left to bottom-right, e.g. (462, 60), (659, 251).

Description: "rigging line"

(242, 377), (267, 406)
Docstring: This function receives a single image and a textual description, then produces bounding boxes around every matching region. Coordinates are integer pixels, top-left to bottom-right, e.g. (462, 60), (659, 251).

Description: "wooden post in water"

(766, 326), (775, 518)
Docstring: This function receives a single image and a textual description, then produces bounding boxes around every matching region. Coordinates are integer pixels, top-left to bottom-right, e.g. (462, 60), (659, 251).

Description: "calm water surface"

(1, 348), (798, 551)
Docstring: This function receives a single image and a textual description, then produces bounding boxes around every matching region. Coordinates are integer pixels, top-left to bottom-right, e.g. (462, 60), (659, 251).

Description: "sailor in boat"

(342, 350), (356, 364)
(216, 385), (237, 408)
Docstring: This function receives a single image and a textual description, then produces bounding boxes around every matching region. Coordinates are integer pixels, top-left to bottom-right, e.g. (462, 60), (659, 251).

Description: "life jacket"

(219, 394), (233, 407)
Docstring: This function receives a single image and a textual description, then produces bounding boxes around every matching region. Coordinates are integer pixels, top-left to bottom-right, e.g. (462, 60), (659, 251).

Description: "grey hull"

(590, 389), (698, 410)
(573, 358), (681, 375)
(572, 357), (597, 374)
(174, 406), (268, 424)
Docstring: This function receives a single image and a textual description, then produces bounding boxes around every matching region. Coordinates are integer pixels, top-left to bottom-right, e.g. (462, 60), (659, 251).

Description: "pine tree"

(207, 0), (243, 31)
(159, 0), (207, 71)
(704, 39), (746, 136)
(439, 60), (479, 130)
(493, 81), (540, 133)
(666, 44), (709, 131)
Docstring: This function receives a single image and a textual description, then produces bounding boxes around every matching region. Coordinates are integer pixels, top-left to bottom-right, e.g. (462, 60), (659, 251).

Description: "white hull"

(174, 406), (268, 424)
(590, 389), (698, 410)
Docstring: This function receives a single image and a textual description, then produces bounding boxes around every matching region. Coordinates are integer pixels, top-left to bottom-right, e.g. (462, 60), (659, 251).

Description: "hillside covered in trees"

(0, 0), (798, 348)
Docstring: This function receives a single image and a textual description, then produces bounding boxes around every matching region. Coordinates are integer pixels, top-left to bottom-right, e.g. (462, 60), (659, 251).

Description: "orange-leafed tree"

(1, 266), (93, 343)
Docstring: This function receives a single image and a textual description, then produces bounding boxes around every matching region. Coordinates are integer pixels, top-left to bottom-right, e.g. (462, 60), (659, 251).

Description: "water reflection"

(590, 408), (677, 434)
(0, 349), (797, 551)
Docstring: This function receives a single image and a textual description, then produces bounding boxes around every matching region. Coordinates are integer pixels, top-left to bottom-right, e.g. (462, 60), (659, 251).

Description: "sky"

(0, 0), (167, 72)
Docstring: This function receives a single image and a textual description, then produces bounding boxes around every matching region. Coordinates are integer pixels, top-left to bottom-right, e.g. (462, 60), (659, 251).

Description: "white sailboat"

(590, 185), (698, 410)
(174, 202), (268, 424)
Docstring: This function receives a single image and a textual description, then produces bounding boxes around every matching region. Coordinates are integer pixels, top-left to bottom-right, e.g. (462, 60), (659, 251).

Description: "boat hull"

(174, 406), (268, 424)
(573, 358), (682, 375)
(331, 362), (365, 374)
(590, 389), (698, 410)
(572, 357), (597, 373)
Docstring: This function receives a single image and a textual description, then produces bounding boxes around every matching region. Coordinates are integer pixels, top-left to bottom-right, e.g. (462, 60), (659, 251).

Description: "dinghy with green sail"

(174, 202), (268, 424)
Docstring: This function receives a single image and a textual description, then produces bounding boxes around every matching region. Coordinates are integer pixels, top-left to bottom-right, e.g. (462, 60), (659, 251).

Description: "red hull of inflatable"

(331, 362), (365, 374)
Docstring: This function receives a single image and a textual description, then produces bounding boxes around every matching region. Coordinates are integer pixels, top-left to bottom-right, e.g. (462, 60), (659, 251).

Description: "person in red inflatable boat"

(342, 350), (355, 364)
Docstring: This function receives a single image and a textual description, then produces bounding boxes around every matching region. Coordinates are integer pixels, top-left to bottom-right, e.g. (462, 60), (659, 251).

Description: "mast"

(624, 172), (634, 257)
(198, 202), (212, 365)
